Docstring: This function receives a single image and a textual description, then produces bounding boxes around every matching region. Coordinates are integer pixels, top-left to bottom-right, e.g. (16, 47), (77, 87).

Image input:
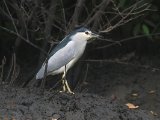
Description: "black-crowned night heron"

(36, 27), (99, 93)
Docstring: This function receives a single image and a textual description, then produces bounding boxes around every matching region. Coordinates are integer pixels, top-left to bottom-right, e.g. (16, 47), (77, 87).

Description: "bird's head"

(70, 27), (99, 42)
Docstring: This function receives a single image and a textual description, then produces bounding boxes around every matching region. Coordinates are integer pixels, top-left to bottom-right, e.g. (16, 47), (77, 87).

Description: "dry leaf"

(150, 111), (158, 116)
(125, 103), (139, 109)
(52, 118), (58, 120)
(132, 93), (138, 97)
(149, 90), (156, 94)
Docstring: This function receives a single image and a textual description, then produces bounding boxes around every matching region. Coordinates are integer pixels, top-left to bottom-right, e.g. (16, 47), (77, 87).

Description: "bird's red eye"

(85, 31), (89, 35)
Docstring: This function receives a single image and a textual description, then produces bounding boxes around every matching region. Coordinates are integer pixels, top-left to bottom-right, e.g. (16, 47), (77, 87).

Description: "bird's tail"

(36, 65), (46, 80)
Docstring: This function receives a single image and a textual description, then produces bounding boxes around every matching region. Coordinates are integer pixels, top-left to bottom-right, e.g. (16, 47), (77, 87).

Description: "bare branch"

(100, 0), (150, 33)
(0, 26), (48, 55)
(68, 0), (86, 31)
(81, 59), (160, 71)
(3, 0), (19, 34)
(96, 33), (160, 50)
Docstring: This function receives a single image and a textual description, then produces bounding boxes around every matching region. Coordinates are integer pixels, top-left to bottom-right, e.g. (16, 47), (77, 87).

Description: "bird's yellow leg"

(61, 65), (74, 94)
(62, 79), (66, 92)
(64, 80), (74, 94)
(61, 72), (66, 92)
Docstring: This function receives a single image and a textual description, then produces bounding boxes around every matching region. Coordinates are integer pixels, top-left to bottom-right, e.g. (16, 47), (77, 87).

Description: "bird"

(36, 27), (99, 93)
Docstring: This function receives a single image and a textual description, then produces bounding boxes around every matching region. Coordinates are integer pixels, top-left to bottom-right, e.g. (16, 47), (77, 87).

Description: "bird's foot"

(59, 78), (74, 94)
(59, 90), (74, 94)
(59, 79), (66, 92)
(64, 80), (74, 94)
(66, 90), (74, 94)
(59, 85), (66, 93)
(59, 87), (74, 94)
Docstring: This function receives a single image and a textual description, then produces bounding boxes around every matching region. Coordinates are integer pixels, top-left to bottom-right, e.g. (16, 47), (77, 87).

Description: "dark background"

(0, 0), (160, 87)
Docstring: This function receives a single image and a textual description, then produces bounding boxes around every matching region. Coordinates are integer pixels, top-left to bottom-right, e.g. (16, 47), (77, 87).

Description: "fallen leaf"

(150, 111), (158, 116)
(149, 90), (156, 94)
(131, 93), (138, 97)
(125, 103), (139, 109)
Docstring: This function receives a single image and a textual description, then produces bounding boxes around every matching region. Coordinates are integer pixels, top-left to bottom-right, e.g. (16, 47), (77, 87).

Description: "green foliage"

(133, 23), (152, 39)
(142, 24), (150, 36)
(117, 0), (160, 40)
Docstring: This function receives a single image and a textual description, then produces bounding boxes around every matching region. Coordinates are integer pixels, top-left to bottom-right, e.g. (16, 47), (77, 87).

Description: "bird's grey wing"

(47, 40), (76, 72)
(36, 41), (76, 79)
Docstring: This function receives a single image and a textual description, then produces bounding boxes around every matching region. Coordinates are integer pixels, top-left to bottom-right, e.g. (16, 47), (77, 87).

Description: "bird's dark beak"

(91, 32), (99, 38)
(87, 32), (99, 43)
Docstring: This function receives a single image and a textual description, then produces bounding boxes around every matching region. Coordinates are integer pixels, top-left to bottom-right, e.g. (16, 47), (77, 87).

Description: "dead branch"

(68, 0), (86, 31)
(100, 0), (150, 33)
(81, 59), (160, 71)
(0, 26), (48, 55)
(96, 33), (160, 50)
(0, 56), (6, 84)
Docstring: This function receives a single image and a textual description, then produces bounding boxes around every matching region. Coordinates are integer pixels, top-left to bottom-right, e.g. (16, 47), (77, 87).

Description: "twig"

(5, 53), (14, 83)
(100, 0), (150, 32)
(60, 0), (67, 32)
(49, 80), (61, 92)
(40, 42), (55, 90)
(0, 56), (6, 84)
(67, 0), (86, 31)
(0, 26), (48, 56)
(84, 0), (110, 25)
(96, 33), (160, 50)
(86, 0), (111, 26)
(9, 52), (19, 86)
(74, 63), (89, 92)
(40, 58), (48, 90)
(3, 0), (19, 35)
(81, 59), (160, 71)
(38, 0), (57, 68)
(98, 37), (121, 46)
(83, 63), (89, 84)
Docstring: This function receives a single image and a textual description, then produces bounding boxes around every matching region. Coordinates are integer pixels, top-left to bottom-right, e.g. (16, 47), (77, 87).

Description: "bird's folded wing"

(47, 41), (76, 72)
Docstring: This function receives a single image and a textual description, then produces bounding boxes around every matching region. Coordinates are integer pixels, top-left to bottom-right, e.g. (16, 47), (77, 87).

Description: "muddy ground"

(0, 55), (160, 120)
